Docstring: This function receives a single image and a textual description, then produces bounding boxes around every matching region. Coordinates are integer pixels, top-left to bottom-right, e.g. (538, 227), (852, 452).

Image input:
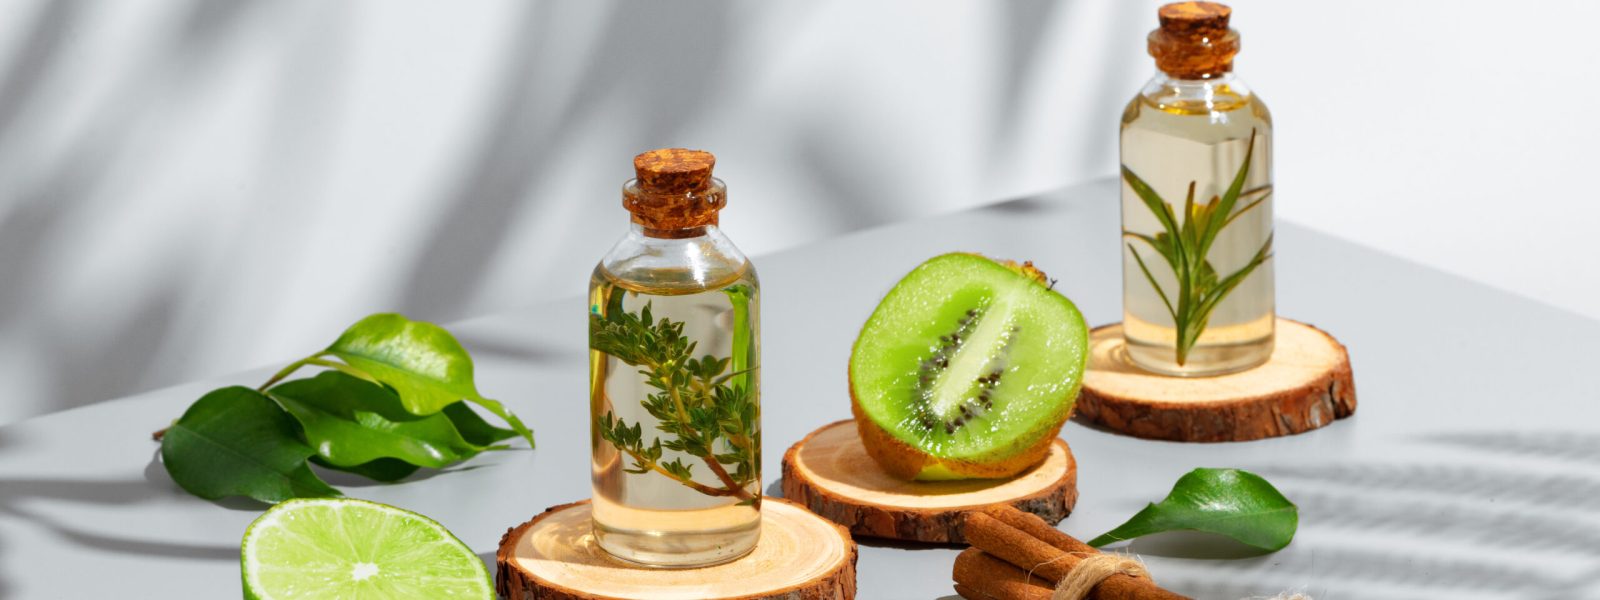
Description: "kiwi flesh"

(849, 253), (1089, 481)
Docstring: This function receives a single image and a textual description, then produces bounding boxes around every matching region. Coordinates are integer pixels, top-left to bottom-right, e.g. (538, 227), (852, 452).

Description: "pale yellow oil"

(1119, 81), (1274, 376)
(588, 264), (761, 567)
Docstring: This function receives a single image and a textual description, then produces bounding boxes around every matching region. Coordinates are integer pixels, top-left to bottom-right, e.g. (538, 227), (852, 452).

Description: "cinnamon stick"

(960, 508), (1189, 600)
(953, 548), (1054, 600)
(980, 505), (1100, 555)
(964, 512), (1079, 583)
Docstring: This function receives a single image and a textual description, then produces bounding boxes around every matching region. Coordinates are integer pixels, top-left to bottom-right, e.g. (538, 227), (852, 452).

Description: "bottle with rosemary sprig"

(1120, 1), (1275, 377)
(589, 148), (761, 568)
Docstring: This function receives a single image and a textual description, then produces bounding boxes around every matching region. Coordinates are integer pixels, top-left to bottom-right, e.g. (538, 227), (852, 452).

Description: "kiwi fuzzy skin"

(850, 392), (1066, 480)
(847, 253), (1083, 482)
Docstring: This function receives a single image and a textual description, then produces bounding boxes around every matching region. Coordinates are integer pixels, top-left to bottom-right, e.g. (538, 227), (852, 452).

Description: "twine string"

(1020, 548), (1309, 600)
(1032, 552), (1151, 600)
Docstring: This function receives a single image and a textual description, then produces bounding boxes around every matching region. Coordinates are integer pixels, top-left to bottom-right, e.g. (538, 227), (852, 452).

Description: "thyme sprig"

(1123, 129), (1273, 366)
(591, 294), (760, 505)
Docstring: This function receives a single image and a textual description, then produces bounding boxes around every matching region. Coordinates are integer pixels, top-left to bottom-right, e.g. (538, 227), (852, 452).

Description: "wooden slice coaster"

(1074, 318), (1357, 442)
(495, 497), (856, 600)
(782, 420), (1077, 544)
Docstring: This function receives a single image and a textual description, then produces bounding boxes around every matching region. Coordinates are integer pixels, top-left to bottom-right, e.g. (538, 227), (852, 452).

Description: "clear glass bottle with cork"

(1120, 1), (1275, 377)
(588, 148), (762, 567)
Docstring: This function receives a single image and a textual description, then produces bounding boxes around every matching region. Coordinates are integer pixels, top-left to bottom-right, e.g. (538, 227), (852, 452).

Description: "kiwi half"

(849, 253), (1089, 481)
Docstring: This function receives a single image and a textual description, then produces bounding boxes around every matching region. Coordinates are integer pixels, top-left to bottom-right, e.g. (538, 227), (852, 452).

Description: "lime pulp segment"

(850, 253), (1088, 461)
(241, 498), (492, 600)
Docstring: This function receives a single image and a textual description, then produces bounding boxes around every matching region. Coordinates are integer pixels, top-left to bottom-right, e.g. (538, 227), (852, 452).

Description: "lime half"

(241, 498), (493, 599)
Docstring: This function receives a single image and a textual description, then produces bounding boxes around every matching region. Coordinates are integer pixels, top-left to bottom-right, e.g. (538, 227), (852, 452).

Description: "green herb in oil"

(590, 287), (761, 506)
(1122, 129), (1273, 365)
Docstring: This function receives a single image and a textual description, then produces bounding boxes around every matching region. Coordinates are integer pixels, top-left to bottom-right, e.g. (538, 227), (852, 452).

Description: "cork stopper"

(624, 148), (726, 238)
(633, 148), (715, 194)
(1158, 2), (1230, 36)
(1149, 2), (1239, 80)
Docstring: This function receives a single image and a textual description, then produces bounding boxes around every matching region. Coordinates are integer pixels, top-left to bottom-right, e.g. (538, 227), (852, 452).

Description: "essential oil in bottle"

(1120, 2), (1274, 377)
(589, 148), (761, 567)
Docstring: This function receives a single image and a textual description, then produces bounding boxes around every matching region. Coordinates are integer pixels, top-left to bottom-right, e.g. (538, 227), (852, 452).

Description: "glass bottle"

(588, 148), (761, 567)
(1120, 2), (1274, 377)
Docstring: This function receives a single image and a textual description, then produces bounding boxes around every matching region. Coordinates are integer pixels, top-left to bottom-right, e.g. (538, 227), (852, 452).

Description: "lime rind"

(850, 253), (1089, 463)
(241, 497), (493, 600)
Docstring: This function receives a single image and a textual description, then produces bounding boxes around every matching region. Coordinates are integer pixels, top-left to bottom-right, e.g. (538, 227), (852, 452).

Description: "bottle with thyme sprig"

(1120, 2), (1274, 376)
(589, 148), (761, 567)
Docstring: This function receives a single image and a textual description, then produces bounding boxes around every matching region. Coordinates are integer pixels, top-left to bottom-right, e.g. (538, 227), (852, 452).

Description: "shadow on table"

(1177, 430), (1600, 597)
(315, 462), (497, 489)
(0, 464), (235, 561)
(1123, 530), (1273, 560)
(981, 195), (1062, 216)
(478, 550), (497, 582)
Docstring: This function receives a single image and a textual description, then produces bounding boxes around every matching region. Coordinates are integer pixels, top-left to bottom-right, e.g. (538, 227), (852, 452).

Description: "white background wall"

(0, 0), (1595, 425)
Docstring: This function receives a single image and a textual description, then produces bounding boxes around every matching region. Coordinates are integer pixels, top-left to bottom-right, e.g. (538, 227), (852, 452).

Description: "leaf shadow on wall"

(0, 0), (276, 418)
(397, 0), (737, 321)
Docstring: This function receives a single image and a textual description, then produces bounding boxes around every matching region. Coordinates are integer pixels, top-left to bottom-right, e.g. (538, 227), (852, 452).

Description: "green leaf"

(268, 371), (490, 470)
(1088, 468), (1298, 552)
(1179, 181), (1200, 251)
(160, 387), (339, 503)
(311, 456), (420, 482)
(1123, 231), (1180, 271)
(725, 284), (755, 394)
(1195, 129), (1258, 259)
(324, 313), (534, 446)
(1222, 188), (1272, 230)
(1194, 236), (1274, 323)
(1121, 165), (1184, 259)
(442, 403), (518, 447)
(1127, 244), (1176, 321)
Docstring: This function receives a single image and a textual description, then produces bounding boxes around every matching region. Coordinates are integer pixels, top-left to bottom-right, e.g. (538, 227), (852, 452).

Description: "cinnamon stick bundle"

(953, 505), (1189, 600)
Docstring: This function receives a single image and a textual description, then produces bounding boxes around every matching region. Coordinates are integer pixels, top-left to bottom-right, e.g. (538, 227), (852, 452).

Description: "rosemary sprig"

(1123, 129), (1273, 366)
(590, 289), (761, 506)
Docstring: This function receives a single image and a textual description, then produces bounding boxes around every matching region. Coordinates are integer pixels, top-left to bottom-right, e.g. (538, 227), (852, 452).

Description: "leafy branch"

(591, 290), (761, 506)
(1123, 129), (1273, 366)
(154, 314), (533, 503)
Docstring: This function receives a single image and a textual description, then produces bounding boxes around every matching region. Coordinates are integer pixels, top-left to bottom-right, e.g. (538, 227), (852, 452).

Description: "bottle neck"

(628, 222), (714, 241)
(600, 222), (750, 293)
(1151, 71), (1238, 91)
(1139, 71), (1252, 115)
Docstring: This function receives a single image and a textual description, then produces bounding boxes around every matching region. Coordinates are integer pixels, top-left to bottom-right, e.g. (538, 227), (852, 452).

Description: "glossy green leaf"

(160, 387), (338, 503)
(311, 456), (420, 482)
(1088, 468), (1298, 552)
(441, 403), (518, 447)
(324, 313), (534, 446)
(268, 371), (491, 470)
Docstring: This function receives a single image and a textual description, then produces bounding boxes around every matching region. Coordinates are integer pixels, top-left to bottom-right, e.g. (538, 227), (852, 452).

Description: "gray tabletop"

(2, 178), (1597, 600)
